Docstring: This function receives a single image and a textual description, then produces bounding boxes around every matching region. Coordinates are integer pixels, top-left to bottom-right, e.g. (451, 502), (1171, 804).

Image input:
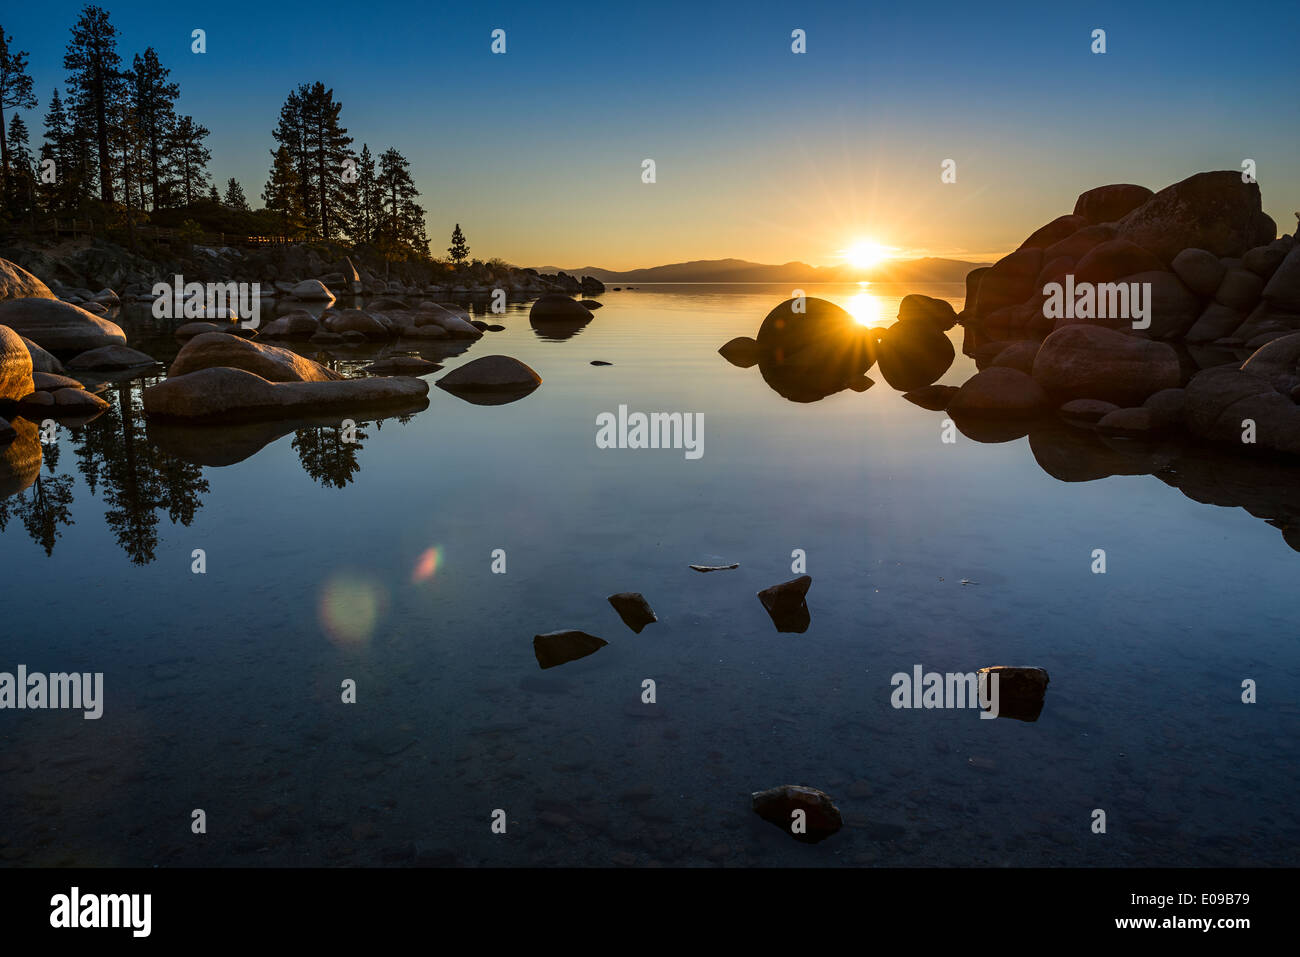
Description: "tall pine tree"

(271, 82), (353, 239)
(63, 5), (125, 203)
(0, 26), (37, 198)
(167, 114), (210, 206)
(263, 144), (305, 239)
(127, 47), (178, 210)
(376, 147), (427, 256)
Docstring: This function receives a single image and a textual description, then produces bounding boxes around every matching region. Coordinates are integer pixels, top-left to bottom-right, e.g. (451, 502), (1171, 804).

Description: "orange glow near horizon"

(841, 239), (896, 270)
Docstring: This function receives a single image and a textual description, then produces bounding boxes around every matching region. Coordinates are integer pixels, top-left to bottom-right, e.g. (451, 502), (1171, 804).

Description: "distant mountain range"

(528, 257), (990, 284)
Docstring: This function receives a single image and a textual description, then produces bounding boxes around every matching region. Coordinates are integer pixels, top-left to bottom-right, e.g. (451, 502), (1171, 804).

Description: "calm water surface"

(2, 283), (1298, 867)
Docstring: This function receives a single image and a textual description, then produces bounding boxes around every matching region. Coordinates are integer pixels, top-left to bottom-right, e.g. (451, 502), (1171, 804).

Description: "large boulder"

(324, 308), (389, 341)
(143, 366), (428, 420)
(948, 366), (1048, 416)
(259, 311), (320, 339)
(0, 258), (56, 302)
(1261, 246), (1300, 312)
(974, 247), (1041, 317)
(530, 295), (592, 322)
(962, 266), (989, 313)
(1032, 325), (1181, 405)
(287, 279), (335, 302)
(436, 356), (541, 400)
(1074, 239), (1165, 284)
(1215, 268), (1265, 311)
(1183, 363), (1300, 454)
(67, 345), (158, 371)
(897, 294), (958, 331)
(1072, 184), (1153, 225)
(1018, 214), (1086, 251)
(0, 298), (128, 351)
(754, 297), (877, 402)
(413, 305), (482, 339)
(1043, 224), (1117, 263)
(1186, 303), (1247, 343)
(1121, 270), (1201, 340)
(170, 332), (344, 382)
(1116, 171), (1276, 262)
(876, 319), (954, 391)
(1170, 248), (1226, 297)
(20, 336), (63, 374)
(0, 325), (35, 403)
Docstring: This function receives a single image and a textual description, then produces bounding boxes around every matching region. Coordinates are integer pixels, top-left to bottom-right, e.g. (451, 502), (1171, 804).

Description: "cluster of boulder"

(947, 171), (1300, 454)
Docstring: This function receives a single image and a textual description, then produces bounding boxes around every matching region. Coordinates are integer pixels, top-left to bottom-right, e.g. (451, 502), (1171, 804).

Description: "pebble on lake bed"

(751, 785), (843, 844)
(607, 592), (657, 633)
(756, 574), (812, 633)
(532, 630), (608, 669)
(976, 666), (1050, 722)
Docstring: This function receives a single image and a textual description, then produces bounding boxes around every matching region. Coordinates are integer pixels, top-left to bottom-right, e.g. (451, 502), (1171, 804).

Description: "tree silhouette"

(223, 177), (249, 210)
(63, 4), (124, 203)
(448, 223), (469, 264)
(0, 25), (37, 200)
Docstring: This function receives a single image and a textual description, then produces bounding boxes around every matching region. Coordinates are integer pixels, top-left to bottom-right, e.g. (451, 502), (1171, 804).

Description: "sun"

(842, 240), (895, 270)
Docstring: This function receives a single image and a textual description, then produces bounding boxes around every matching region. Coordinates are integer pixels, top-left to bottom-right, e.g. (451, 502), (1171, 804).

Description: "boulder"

(1186, 303), (1246, 343)
(1170, 248), (1226, 297)
(756, 575), (812, 633)
(962, 266), (989, 313)
(949, 366), (1048, 416)
(325, 308), (390, 341)
(751, 785), (842, 843)
(1074, 239), (1165, 284)
(259, 312), (320, 339)
(415, 306), (482, 339)
(1243, 243), (1287, 278)
(0, 298), (128, 351)
(287, 279), (335, 302)
(143, 366), (429, 420)
(401, 324), (450, 340)
(1261, 246), (1300, 311)
(974, 247), (1041, 317)
(435, 356), (541, 397)
(876, 320), (954, 391)
(0, 258), (56, 302)
(363, 356), (441, 375)
(1018, 214), (1086, 251)
(1117, 170), (1275, 262)
(20, 335), (63, 374)
(1032, 325), (1181, 405)
(170, 332), (343, 382)
(32, 371), (85, 391)
(1143, 387), (1187, 430)
(975, 666), (1050, 722)
(1121, 270), (1201, 339)
(1215, 268), (1266, 311)
(1096, 407), (1156, 434)
(898, 294), (958, 330)
(530, 295), (592, 322)
(754, 298), (877, 402)
(990, 340), (1039, 374)
(1183, 364), (1300, 454)
(1059, 398), (1120, 426)
(0, 417), (41, 498)
(175, 321), (230, 338)
(0, 325), (35, 403)
(1072, 184), (1153, 225)
(902, 384), (958, 410)
(1043, 224), (1117, 264)
(67, 345), (158, 371)
(50, 387), (110, 416)
(718, 336), (760, 368)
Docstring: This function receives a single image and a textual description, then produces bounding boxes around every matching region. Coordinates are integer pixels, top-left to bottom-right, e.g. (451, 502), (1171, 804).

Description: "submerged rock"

(757, 575), (812, 633)
(364, 356), (441, 376)
(689, 563), (738, 572)
(607, 592), (657, 633)
(876, 319), (955, 391)
(751, 785), (843, 844)
(530, 295), (592, 322)
(976, 666), (1050, 722)
(533, 630), (608, 669)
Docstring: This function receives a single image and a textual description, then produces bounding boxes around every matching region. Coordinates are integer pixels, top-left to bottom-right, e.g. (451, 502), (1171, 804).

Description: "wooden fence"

(34, 218), (298, 248)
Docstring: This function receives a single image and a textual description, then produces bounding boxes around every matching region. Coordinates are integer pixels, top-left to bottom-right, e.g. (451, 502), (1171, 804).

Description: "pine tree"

(5, 113), (36, 218)
(263, 144), (305, 239)
(40, 88), (84, 210)
(167, 114), (210, 206)
(0, 26), (37, 198)
(223, 177), (249, 211)
(207, 183), (219, 203)
(126, 48), (178, 210)
(271, 82), (353, 239)
(375, 147), (427, 256)
(63, 5), (125, 203)
(448, 223), (469, 264)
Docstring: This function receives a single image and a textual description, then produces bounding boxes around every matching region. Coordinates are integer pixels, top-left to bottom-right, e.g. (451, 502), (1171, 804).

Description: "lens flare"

(411, 546), (443, 584)
(318, 573), (387, 646)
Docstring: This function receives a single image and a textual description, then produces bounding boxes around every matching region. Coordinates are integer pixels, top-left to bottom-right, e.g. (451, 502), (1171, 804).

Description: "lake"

(2, 282), (1298, 867)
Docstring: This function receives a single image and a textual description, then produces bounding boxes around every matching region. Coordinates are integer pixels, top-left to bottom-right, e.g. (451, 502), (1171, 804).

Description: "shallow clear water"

(2, 282), (1298, 867)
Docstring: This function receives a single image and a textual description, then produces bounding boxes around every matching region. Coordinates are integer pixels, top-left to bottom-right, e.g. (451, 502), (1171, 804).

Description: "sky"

(4, 0), (1298, 270)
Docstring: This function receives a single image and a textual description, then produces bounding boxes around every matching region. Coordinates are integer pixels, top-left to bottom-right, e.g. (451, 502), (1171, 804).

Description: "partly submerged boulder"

(530, 295), (592, 322)
(751, 785), (842, 844)
(755, 298), (877, 402)
(948, 367), (1048, 416)
(876, 319), (955, 391)
(67, 345), (158, 371)
(0, 297), (127, 351)
(170, 332), (343, 382)
(287, 279), (335, 302)
(532, 630), (607, 669)
(143, 366), (429, 420)
(435, 355), (541, 403)
(718, 336), (760, 368)
(0, 325), (35, 403)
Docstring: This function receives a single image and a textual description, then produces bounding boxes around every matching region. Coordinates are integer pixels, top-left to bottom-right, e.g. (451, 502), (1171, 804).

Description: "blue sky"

(4, 0), (1297, 268)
